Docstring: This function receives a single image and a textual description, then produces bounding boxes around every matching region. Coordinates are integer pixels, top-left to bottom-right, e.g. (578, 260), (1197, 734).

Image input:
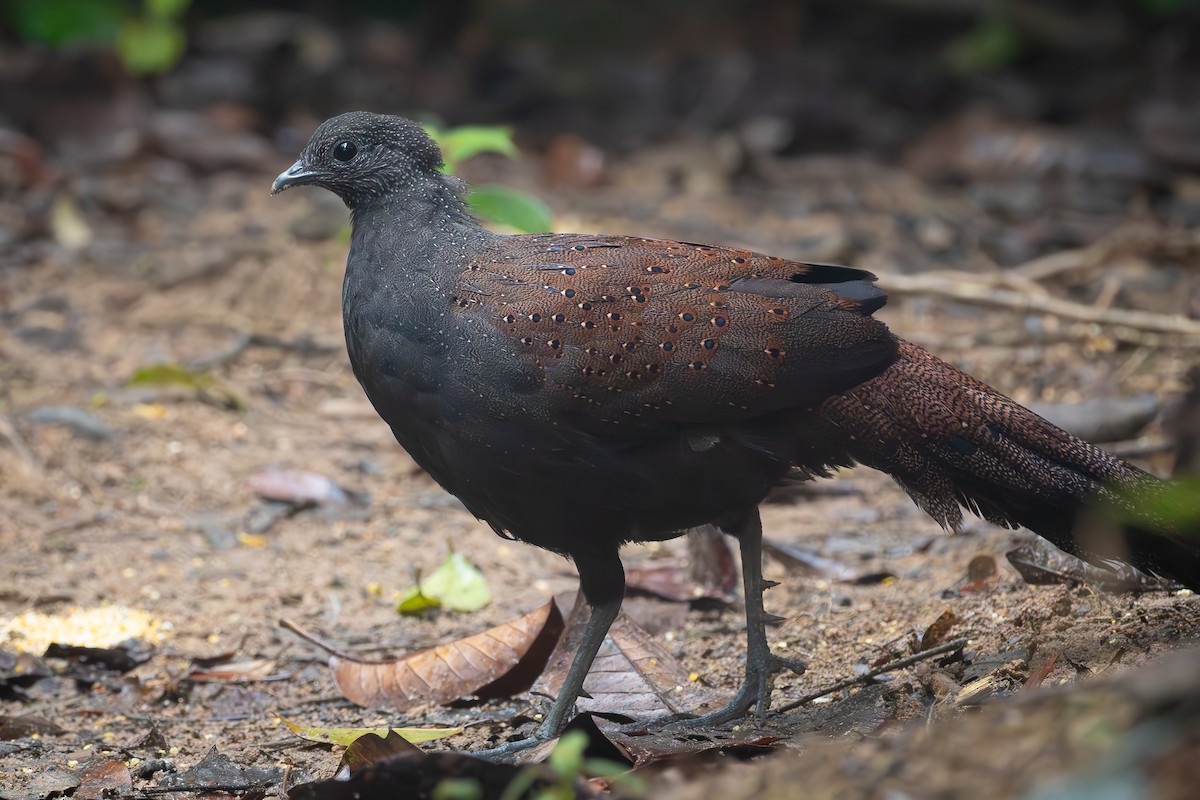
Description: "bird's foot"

(669, 652), (806, 730)
(468, 721), (555, 763)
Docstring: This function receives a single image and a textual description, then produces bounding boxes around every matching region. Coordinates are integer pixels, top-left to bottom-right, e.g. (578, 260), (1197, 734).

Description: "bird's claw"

(663, 651), (807, 731)
(468, 727), (552, 764)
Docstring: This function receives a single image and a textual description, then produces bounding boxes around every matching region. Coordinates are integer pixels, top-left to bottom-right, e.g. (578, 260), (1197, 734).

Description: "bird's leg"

(677, 507), (805, 728)
(472, 545), (624, 762)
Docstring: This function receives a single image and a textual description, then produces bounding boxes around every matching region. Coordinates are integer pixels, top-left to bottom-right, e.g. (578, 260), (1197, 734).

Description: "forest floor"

(2, 127), (1199, 799)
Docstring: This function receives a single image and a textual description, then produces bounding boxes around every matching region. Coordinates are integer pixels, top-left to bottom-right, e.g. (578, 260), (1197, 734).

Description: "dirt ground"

(2, 145), (1199, 799)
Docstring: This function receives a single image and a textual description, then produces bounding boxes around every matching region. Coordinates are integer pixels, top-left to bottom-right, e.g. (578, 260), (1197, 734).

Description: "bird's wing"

(453, 233), (898, 425)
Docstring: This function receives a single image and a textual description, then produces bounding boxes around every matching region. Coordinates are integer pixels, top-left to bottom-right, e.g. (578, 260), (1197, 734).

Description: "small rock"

(248, 467), (349, 507)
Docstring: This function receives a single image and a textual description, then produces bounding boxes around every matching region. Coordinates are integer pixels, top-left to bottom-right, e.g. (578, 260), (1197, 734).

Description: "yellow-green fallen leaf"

(278, 716), (462, 746)
(126, 363), (244, 411)
(396, 550), (491, 615)
(51, 192), (93, 250)
(395, 586), (441, 614)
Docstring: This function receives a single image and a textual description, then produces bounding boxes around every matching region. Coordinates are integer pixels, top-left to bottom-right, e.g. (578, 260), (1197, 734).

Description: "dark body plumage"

(274, 112), (1199, 758)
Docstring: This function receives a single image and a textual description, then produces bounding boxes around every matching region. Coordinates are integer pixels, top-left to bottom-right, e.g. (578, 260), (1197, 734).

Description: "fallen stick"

(878, 272), (1200, 336)
(775, 637), (969, 712)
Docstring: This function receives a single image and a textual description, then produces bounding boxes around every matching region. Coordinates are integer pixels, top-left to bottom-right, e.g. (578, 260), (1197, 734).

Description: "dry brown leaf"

(329, 599), (564, 711)
(75, 759), (132, 800)
(917, 609), (958, 652)
(0, 714), (64, 739)
(338, 730), (425, 777)
(535, 592), (724, 720)
(626, 528), (738, 607)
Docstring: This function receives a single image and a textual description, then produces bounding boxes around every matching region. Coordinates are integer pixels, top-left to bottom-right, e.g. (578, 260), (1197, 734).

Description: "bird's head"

(271, 112), (446, 208)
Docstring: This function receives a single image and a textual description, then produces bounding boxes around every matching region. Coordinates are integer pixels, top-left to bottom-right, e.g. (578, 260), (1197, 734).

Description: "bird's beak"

(271, 160), (321, 195)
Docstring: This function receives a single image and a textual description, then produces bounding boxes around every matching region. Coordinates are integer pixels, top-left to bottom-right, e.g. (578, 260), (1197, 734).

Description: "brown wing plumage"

(452, 233), (897, 426)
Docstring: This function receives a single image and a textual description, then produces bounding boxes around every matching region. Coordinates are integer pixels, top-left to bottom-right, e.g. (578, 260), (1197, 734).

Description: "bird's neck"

(347, 173), (494, 283)
(351, 171), (475, 231)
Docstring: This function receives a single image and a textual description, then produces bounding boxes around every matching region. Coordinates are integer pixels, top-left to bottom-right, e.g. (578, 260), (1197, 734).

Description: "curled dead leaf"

(328, 600), (564, 712)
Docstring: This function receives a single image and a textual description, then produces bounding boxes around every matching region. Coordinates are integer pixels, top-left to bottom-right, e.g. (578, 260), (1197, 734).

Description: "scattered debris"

(158, 746), (281, 794)
(776, 638), (969, 713)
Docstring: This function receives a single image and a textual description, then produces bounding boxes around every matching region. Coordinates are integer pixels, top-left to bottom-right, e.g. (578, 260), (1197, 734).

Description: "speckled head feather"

(272, 112), (458, 209)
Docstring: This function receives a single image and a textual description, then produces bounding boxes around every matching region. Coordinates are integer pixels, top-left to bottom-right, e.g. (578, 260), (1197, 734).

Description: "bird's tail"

(818, 339), (1200, 589)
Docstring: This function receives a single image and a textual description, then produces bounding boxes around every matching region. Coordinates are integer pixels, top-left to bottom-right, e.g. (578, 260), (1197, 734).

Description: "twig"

(775, 637), (968, 713)
(909, 324), (1200, 351)
(878, 271), (1200, 337)
(1011, 244), (1110, 282)
(278, 617), (360, 661)
(136, 780), (274, 795)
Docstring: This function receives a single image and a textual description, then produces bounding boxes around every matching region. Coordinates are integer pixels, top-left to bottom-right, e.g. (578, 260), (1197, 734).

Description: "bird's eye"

(332, 140), (358, 162)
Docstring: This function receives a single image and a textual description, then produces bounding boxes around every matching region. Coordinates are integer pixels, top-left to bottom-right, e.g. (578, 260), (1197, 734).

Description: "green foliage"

(117, 17), (186, 76)
(495, 731), (643, 800)
(433, 778), (484, 800)
(945, 10), (1022, 74)
(7, 0), (190, 75)
(434, 125), (521, 173)
(425, 123), (554, 234)
(466, 185), (555, 236)
(9, 0), (121, 47)
(1108, 479), (1200, 532)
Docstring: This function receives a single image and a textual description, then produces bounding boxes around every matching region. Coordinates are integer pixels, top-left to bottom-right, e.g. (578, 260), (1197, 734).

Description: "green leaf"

(945, 13), (1021, 74)
(126, 363), (243, 410)
(145, 0), (190, 20)
(1109, 479), (1200, 531)
(396, 551), (492, 615)
(435, 126), (519, 172)
(10, 0), (122, 47)
(547, 731), (588, 778)
(395, 585), (442, 615)
(467, 185), (553, 234)
(128, 363), (213, 391)
(117, 17), (185, 75)
(433, 779), (484, 800)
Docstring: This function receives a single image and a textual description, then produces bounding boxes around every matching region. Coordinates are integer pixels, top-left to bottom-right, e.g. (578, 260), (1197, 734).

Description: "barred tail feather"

(820, 340), (1200, 590)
